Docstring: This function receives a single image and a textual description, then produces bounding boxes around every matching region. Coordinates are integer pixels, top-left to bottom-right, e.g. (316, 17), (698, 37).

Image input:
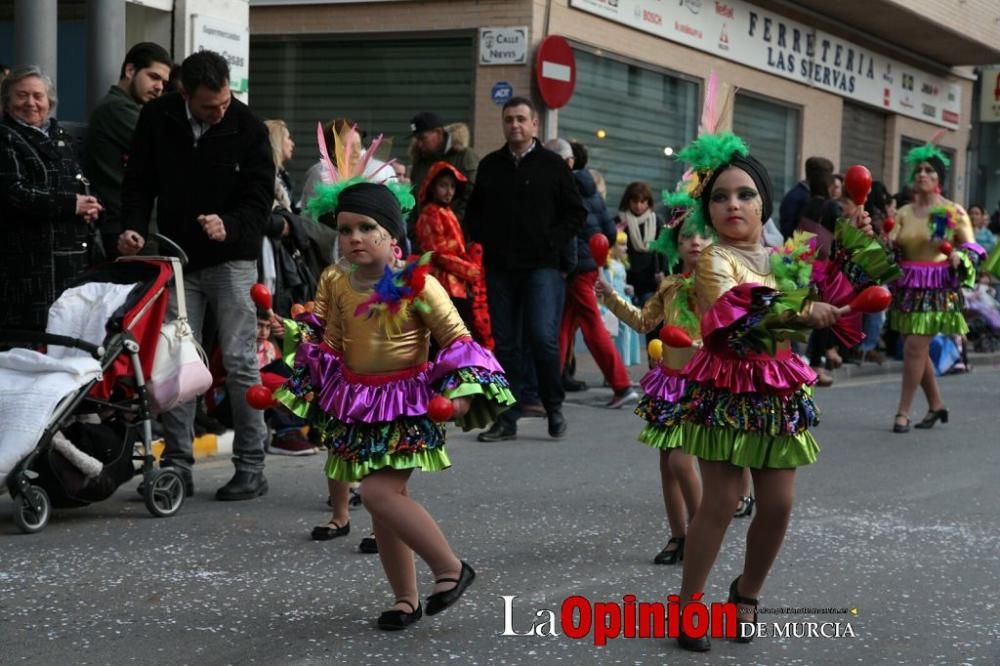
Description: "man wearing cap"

(408, 110), (478, 242)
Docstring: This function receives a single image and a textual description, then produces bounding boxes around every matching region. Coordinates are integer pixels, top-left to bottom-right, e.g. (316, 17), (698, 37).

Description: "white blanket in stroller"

(0, 349), (102, 488)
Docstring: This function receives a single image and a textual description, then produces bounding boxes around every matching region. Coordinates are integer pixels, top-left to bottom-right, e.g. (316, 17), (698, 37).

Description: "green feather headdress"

(649, 190), (717, 272)
(307, 176), (416, 222)
(904, 143), (951, 183)
(675, 131), (749, 176)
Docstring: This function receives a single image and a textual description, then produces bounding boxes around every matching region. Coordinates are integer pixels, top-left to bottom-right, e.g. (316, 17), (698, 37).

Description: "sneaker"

(606, 389), (639, 409)
(268, 431), (318, 456)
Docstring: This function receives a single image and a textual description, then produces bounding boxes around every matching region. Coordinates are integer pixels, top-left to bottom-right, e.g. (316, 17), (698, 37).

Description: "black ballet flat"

(311, 520), (350, 541)
(728, 576), (759, 644)
(359, 536), (378, 553)
(914, 408), (948, 429)
(425, 561), (476, 616)
(676, 629), (711, 652)
(733, 496), (755, 518)
(377, 600), (422, 631)
(892, 414), (910, 433)
(653, 537), (685, 565)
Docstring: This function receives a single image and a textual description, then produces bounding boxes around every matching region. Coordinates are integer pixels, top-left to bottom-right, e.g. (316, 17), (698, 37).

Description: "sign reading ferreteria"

(569, 0), (961, 129)
(191, 14), (250, 93)
(479, 27), (529, 65)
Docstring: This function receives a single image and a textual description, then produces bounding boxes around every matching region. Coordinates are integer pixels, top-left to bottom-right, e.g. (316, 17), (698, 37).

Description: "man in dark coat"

(85, 42), (171, 257)
(119, 50), (273, 501)
(466, 97), (586, 441)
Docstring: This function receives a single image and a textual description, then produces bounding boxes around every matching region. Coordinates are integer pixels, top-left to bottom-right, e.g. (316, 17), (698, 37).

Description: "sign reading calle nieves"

(568, 0), (961, 129)
(480, 27), (529, 65)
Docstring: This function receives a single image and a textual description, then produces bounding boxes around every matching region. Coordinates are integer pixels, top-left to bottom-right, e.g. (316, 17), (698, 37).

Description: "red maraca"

(428, 395), (455, 422)
(844, 165), (872, 206)
(246, 384), (276, 410)
(588, 233), (610, 266)
(882, 217), (895, 234)
(938, 241), (953, 256)
(659, 324), (693, 348)
(845, 286), (892, 314)
(250, 283), (273, 312)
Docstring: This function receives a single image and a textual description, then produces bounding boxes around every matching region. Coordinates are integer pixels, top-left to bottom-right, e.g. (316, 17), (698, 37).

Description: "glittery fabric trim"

(642, 381), (820, 436)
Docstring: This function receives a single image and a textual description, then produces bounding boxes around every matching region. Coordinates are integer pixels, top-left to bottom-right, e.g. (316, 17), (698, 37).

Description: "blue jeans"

(160, 260), (267, 474)
(860, 311), (886, 352)
(487, 268), (565, 424)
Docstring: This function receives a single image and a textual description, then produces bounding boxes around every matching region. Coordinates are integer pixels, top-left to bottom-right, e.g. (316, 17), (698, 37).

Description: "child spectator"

(600, 231), (641, 366)
(414, 161), (492, 346)
(618, 182), (665, 310)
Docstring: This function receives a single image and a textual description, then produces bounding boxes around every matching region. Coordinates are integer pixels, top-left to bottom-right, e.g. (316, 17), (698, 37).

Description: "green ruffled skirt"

(889, 310), (968, 336)
(678, 424), (819, 469)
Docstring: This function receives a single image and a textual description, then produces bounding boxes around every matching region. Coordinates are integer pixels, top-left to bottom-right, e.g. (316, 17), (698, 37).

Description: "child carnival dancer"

(886, 142), (987, 433)
(274, 175), (515, 631)
(661, 131), (900, 652)
(596, 217), (712, 567)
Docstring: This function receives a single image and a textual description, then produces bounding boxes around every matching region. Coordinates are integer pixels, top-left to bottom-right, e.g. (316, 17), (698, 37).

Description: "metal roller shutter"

(249, 34), (475, 187)
(733, 93), (801, 217)
(558, 48), (698, 208)
(840, 102), (886, 182)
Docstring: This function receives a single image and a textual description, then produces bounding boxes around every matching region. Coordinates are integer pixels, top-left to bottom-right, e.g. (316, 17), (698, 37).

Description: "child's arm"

(416, 207), (481, 282)
(600, 276), (670, 334)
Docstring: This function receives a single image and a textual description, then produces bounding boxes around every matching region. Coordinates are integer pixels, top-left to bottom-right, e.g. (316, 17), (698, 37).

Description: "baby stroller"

(964, 284), (1000, 353)
(0, 236), (192, 533)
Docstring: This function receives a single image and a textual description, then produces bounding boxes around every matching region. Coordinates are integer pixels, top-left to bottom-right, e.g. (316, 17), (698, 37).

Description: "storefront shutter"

(558, 47), (698, 210)
(249, 34), (475, 192)
(840, 102), (886, 182)
(733, 93), (801, 218)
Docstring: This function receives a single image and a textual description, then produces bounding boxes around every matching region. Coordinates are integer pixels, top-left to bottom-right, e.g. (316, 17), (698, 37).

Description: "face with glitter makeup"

(707, 166), (764, 245)
(336, 211), (396, 270)
(912, 161), (939, 195)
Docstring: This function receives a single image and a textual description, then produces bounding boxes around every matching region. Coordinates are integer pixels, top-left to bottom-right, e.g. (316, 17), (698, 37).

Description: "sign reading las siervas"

(569, 0), (961, 129)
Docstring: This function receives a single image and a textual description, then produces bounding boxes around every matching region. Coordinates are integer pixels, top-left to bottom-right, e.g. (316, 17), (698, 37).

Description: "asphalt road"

(2, 360), (999, 665)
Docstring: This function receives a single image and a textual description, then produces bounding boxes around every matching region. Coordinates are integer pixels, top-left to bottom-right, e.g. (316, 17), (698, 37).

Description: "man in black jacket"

(466, 97), (586, 441)
(119, 50), (273, 501)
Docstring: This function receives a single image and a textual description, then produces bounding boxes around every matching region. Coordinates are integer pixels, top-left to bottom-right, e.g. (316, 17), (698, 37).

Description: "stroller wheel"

(14, 485), (50, 534)
(144, 469), (186, 518)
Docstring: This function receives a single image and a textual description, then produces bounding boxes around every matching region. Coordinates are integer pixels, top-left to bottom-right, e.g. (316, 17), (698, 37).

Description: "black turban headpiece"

(336, 181), (406, 246)
(699, 154), (774, 227)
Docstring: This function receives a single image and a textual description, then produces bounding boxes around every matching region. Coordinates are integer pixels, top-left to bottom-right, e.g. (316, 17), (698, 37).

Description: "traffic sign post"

(535, 35), (576, 109)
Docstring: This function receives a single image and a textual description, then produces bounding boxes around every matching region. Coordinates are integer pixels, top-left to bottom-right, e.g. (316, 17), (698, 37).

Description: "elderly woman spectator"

(0, 65), (102, 330)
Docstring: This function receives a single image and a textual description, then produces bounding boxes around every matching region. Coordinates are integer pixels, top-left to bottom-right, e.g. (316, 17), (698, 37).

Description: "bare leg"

(895, 334), (931, 424)
(737, 467), (796, 621)
(918, 350), (945, 413)
(659, 450), (688, 545)
(360, 469), (461, 596)
(325, 478), (351, 527)
(678, 460), (743, 602)
(371, 515), (418, 612)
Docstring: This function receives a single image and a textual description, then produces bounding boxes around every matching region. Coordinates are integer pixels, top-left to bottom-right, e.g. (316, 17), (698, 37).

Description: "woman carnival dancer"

(663, 131), (899, 652)
(596, 215), (712, 566)
(887, 143), (986, 433)
(274, 163), (514, 630)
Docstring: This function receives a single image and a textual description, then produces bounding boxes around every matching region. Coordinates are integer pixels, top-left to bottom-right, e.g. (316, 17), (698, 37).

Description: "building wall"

(250, 0), (535, 152)
(249, 0), (975, 198)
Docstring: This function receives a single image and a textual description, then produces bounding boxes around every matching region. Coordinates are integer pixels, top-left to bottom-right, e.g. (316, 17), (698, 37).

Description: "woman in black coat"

(0, 66), (102, 330)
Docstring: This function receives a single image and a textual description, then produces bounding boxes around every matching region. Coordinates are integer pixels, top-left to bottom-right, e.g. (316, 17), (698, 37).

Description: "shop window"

(559, 48), (698, 209)
(733, 92), (801, 217)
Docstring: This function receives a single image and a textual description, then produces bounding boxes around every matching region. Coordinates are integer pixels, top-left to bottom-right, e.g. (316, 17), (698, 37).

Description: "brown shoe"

(520, 403), (546, 418)
(814, 367), (834, 387)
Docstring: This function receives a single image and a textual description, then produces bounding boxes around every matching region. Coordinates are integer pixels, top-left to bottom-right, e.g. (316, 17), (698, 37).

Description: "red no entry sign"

(535, 35), (576, 109)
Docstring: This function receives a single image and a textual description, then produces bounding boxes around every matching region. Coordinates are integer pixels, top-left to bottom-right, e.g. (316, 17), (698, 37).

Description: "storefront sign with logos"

(980, 67), (1000, 123)
(191, 14), (250, 93)
(569, 0), (961, 129)
(480, 27), (529, 65)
